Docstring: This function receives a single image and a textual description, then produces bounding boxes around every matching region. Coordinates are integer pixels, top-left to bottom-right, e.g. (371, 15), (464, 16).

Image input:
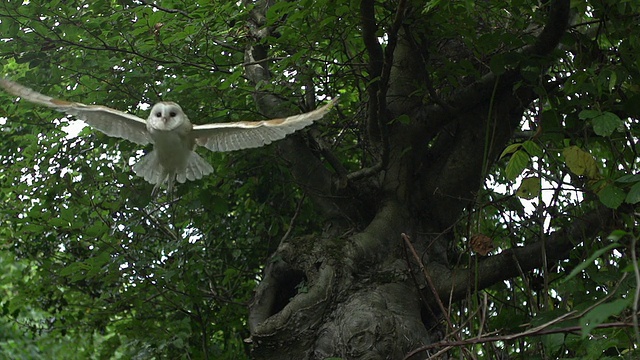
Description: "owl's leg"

(151, 179), (166, 197)
(166, 174), (176, 197)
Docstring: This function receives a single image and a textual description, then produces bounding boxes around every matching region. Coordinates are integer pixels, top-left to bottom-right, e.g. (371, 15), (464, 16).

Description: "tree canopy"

(1, 0), (639, 359)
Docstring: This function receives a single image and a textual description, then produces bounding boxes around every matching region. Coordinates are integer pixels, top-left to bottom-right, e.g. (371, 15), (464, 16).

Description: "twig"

(401, 233), (455, 333)
(631, 233), (640, 344)
(138, 0), (192, 18)
(309, 128), (349, 179)
(241, 56), (285, 67)
(404, 319), (634, 359)
(401, 234), (440, 326)
(279, 194), (306, 246)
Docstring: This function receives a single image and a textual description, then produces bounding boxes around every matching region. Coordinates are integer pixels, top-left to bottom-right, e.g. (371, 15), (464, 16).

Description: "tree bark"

(241, 1), (609, 359)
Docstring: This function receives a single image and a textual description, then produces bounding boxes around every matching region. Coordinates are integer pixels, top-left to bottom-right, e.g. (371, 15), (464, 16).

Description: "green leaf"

(592, 111), (623, 136)
(500, 143), (522, 159)
(394, 114), (411, 124)
(578, 109), (600, 119)
(59, 262), (87, 277)
(616, 173), (640, 183)
(542, 333), (565, 355)
(489, 54), (508, 75)
(521, 140), (543, 158)
(565, 242), (621, 282)
(516, 176), (541, 199)
(86, 222), (108, 237)
(22, 224), (45, 233)
(49, 217), (70, 227)
(607, 229), (629, 241)
(597, 184), (626, 209)
(625, 181), (640, 204)
(505, 150), (529, 180)
(580, 298), (631, 337)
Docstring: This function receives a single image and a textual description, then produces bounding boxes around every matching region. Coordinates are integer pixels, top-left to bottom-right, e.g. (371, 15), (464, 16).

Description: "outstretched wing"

(192, 98), (337, 152)
(0, 78), (151, 145)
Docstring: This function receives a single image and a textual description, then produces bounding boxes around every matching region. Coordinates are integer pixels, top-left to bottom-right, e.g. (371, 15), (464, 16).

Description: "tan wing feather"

(192, 98), (337, 152)
(0, 78), (151, 145)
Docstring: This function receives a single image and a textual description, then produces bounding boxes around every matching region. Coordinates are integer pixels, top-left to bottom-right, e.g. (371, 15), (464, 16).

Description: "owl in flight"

(0, 79), (336, 194)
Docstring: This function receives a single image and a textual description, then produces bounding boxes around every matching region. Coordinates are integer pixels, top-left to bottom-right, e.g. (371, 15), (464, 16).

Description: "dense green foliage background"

(0, 0), (639, 359)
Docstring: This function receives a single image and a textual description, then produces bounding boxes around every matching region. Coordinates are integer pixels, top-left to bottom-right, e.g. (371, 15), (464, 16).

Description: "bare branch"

(405, 320), (633, 359)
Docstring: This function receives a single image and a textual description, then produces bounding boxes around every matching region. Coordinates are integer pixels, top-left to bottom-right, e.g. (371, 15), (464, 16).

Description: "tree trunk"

(248, 200), (438, 359)
(241, 1), (619, 358)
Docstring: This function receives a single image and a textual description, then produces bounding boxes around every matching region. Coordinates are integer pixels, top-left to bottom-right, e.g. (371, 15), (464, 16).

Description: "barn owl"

(0, 78), (336, 194)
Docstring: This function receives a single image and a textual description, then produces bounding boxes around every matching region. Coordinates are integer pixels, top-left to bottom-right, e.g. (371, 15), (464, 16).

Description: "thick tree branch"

(526, 0), (571, 56)
(412, 0), (571, 230)
(418, 85), (535, 230)
(359, 0), (384, 78)
(417, 0), (571, 130)
(428, 206), (618, 302)
(243, 0), (361, 228)
(360, 0), (384, 144)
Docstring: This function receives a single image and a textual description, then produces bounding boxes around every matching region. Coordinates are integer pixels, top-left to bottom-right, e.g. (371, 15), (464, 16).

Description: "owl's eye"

(169, 111), (177, 117)
(155, 112), (162, 117)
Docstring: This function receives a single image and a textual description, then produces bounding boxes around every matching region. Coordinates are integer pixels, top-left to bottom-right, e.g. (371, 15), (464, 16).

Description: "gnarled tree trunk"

(242, 1), (616, 358)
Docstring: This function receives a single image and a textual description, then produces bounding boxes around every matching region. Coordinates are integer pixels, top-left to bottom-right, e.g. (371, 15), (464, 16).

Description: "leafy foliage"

(0, 0), (639, 359)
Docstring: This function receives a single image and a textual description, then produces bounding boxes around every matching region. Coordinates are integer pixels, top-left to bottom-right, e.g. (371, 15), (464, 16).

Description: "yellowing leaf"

(516, 176), (541, 199)
(563, 146), (599, 178)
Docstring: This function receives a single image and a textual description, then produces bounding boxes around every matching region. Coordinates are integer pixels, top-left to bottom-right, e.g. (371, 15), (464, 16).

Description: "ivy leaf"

(597, 184), (626, 209)
(505, 150), (529, 180)
(516, 176), (541, 200)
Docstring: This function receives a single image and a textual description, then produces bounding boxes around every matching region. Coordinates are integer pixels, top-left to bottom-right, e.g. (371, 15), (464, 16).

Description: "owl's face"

(147, 102), (188, 131)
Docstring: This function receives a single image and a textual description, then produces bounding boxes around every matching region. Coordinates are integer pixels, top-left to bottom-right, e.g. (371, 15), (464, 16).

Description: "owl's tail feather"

(132, 150), (168, 195)
(132, 150), (213, 196)
(176, 151), (214, 184)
